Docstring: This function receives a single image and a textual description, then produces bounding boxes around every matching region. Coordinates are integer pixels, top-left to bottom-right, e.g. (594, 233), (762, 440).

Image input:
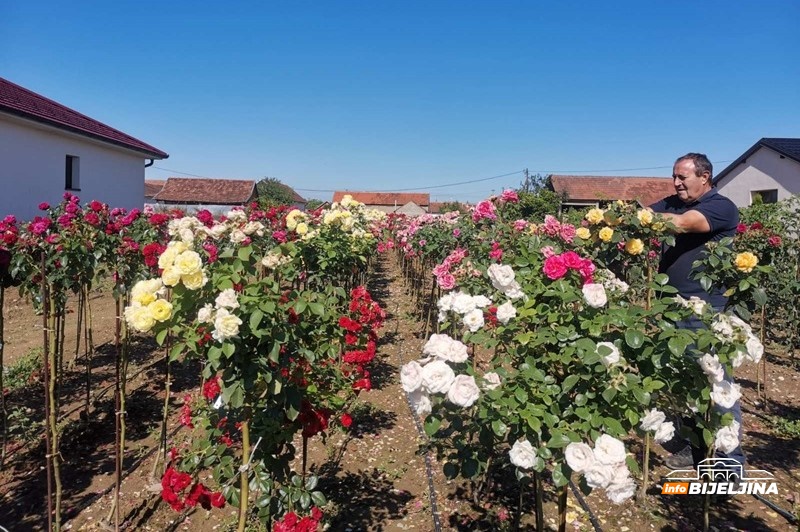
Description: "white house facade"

(0, 77), (168, 222)
(714, 138), (800, 208)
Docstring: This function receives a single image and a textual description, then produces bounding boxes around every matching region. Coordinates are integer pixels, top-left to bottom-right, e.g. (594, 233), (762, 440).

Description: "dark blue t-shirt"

(650, 189), (739, 308)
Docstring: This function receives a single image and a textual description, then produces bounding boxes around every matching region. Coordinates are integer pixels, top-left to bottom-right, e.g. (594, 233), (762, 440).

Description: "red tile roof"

(154, 178), (256, 205)
(332, 191), (430, 207)
(550, 175), (675, 206)
(144, 180), (166, 199)
(0, 77), (168, 159)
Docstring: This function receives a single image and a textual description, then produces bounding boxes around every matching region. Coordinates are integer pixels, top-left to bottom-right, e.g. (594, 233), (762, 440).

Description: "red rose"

(340, 413), (353, 428)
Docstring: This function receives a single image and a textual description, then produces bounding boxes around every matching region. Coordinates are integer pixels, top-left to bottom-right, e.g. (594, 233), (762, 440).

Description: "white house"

(0, 77), (168, 221)
(714, 138), (800, 208)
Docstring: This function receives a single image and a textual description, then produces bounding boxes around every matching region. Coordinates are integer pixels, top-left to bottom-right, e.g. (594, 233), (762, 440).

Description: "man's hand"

(658, 210), (711, 233)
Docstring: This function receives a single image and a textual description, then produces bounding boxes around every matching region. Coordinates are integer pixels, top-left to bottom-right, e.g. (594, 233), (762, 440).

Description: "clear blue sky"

(2, 1), (798, 202)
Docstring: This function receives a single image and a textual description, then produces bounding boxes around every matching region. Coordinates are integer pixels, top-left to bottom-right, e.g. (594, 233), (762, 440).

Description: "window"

(65, 155), (80, 190)
(751, 189), (777, 204)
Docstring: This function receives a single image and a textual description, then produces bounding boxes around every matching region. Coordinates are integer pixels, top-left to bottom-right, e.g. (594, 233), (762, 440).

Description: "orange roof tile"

(550, 175), (675, 206)
(144, 179), (166, 199)
(154, 177), (256, 204)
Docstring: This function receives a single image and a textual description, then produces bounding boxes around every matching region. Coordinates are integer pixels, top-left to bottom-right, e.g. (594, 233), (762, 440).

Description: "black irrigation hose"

(568, 480), (604, 532)
(752, 493), (798, 524)
(393, 298), (443, 532)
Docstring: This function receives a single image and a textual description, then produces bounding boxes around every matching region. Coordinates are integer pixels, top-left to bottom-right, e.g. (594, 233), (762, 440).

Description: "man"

(650, 153), (745, 470)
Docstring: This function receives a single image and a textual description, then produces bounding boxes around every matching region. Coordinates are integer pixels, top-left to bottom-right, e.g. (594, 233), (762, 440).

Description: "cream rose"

(173, 250), (203, 276)
(215, 288), (240, 310)
(161, 267), (181, 287)
(212, 308), (243, 342)
(181, 270), (207, 290)
(148, 299), (173, 322)
(124, 304), (155, 333)
(197, 303), (214, 323)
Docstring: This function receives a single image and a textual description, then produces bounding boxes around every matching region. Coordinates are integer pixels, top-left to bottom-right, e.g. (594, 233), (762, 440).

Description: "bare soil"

(1, 257), (798, 531)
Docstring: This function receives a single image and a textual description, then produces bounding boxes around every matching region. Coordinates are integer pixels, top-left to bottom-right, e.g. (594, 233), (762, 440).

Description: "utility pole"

(523, 168), (531, 192)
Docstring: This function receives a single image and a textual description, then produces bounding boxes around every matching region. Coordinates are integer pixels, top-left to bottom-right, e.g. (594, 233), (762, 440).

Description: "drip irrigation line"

(568, 480), (603, 532)
(752, 493), (798, 524)
(392, 291), (443, 532)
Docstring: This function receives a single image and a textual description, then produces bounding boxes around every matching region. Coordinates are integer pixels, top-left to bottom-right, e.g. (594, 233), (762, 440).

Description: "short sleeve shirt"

(650, 189), (739, 308)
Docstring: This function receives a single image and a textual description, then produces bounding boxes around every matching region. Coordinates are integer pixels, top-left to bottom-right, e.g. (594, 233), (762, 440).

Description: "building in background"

(0, 77), (168, 221)
(548, 175), (675, 211)
(714, 138), (800, 208)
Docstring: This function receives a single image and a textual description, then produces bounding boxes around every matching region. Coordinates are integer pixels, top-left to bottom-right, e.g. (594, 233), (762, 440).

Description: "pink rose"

(561, 251), (583, 270)
(559, 224), (576, 243)
(543, 255), (568, 280)
(540, 246), (556, 258)
(500, 189), (519, 203)
(513, 219), (528, 231)
(542, 215), (561, 236)
(472, 200), (497, 222)
(437, 273), (456, 290)
(38, 202), (50, 210)
(489, 247), (503, 261)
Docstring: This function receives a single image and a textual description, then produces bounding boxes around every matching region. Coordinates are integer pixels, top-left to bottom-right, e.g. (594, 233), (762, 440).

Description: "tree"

(255, 177), (297, 208)
(305, 198), (325, 211)
(438, 201), (467, 214)
(505, 173), (565, 220)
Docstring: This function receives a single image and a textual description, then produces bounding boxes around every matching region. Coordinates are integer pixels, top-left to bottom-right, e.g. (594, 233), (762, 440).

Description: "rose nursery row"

(0, 193), (394, 531)
(384, 190), (793, 527)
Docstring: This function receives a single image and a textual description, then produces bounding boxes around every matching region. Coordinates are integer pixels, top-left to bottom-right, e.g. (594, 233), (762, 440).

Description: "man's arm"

(655, 209), (711, 233)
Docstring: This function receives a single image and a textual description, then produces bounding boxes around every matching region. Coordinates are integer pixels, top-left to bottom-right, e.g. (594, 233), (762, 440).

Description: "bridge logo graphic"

(661, 458), (777, 496)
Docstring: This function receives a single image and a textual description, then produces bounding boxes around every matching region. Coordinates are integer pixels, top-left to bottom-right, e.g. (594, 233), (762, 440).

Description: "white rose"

(451, 292), (477, 315)
(593, 434), (626, 465)
(197, 303), (214, 323)
(503, 281), (525, 300)
(582, 283), (608, 308)
(565, 442), (595, 473)
(487, 264), (516, 290)
(585, 464), (615, 489)
(226, 209), (246, 223)
(209, 223), (227, 239)
(745, 335), (764, 364)
(606, 478), (637, 504)
(653, 421), (675, 444)
(446, 374), (480, 408)
(212, 308), (242, 342)
(408, 389), (431, 418)
(229, 229), (247, 244)
(243, 221), (264, 235)
(482, 372), (501, 390)
(423, 334), (469, 364)
(400, 361), (424, 393)
(710, 381), (742, 409)
(698, 353), (725, 383)
(462, 308), (485, 332)
(472, 295), (492, 309)
(509, 439), (537, 470)
(124, 303), (155, 333)
(437, 292), (455, 312)
(496, 301), (517, 325)
(596, 342), (621, 367)
(712, 315), (734, 341)
(421, 360), (455, 394)
(640, 409), (666, 432)
(215, 288), (240, 310)
(611, 463), (631, 483)
(687, 296), (708, 316)
(714, 421), (741, 454)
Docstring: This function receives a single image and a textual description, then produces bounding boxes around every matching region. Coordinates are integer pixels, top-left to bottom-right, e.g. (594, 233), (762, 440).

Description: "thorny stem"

(237, 415), (251, 532)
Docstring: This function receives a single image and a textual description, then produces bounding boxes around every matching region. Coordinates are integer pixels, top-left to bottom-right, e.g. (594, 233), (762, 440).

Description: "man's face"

(672, 159), (710, 204)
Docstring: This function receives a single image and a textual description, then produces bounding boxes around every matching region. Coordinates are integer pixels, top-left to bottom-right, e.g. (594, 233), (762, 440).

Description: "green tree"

(305, 198), (325, 211)
(505, 173), (565, 221)
(438, 201), (466, 214)
(256, 177), (297, 207)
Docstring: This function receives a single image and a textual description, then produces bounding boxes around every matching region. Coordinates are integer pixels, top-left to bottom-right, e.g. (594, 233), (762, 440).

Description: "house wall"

(716, 147), (800, 208)
(0, 116), (146, 221)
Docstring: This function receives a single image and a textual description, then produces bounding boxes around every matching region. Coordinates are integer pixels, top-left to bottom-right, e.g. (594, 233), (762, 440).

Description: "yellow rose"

(173, 250), (203, 276)
(285, 209), (304, 231)
(575, 227), (591, 240)
(162, 267), (181, 287)
(734, 252), (758, 273)
(598, 227), (614, 242)
(133, 292), (156, 306)
(652, 221), (666, 232)
(637, 209), (653, 225)
(148, 299), (173, 322)
(158, 247), (178, 270)
(181, 270), (207, 290)
(585, 208), (605, 225)
(625, 238), (644, 255)
(124, 304), (155, 332)
(295, 222), (308, 235)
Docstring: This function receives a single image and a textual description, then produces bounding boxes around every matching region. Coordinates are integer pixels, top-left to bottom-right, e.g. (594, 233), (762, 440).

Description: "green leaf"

(562, 374), (579, 393)
(155, 328), (169, 346)
(603, 417), (624, 436)
(443, 462), (459, 479)
(632, 388), (651, 406)
(551, 463), (569, 487)
(305, 476), (318, 491)
(311, 491), (327, 506)
(221, 342), (235, 358)
(249, 309), (263, 331)
(424, 417), (442, 437)
(308, 302), (325, 316)
(601, 387), (617, 403)
(491, 420), (508, 438)
(753, 287), (767, 306)
(299, 492), (311, 509)
(237, 245), (252, 261)
(625, 329), (645, 349)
